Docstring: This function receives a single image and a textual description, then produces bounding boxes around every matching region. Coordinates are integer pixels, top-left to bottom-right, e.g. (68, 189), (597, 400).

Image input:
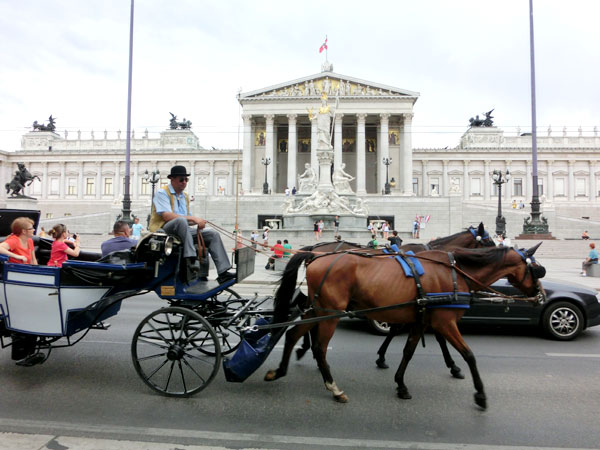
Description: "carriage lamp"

(148, 234), (174, 256)
(492, 169), (511, 237)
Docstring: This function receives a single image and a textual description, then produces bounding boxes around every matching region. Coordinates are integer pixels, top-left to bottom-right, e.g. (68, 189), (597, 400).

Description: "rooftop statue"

(469, 109), (494, 128)
(32, 115), (56, 132)
(169, 112), (192, 130)
(6, 163), (40, 198)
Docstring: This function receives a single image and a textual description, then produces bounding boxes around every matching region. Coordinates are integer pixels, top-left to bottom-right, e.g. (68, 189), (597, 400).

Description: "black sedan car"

(368, 278), (600, 341)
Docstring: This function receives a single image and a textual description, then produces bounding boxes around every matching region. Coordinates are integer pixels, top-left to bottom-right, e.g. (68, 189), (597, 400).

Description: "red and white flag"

(319, 37), (328, 53)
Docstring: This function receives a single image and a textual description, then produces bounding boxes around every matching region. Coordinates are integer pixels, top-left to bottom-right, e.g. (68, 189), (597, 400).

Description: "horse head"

(505, 243), (546, 302)
(472, 222), (495, 247)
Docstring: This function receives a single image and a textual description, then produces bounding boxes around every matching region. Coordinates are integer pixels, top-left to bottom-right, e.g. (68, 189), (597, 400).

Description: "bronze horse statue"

(5, 163), (40, 197)
(265, 244), (546, 408)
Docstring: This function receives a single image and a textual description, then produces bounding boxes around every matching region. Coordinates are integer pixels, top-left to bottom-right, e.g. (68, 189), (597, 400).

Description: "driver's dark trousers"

(162, 217), (232, 274)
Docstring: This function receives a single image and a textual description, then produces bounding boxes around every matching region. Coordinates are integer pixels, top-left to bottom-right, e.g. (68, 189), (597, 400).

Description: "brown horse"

(265, 244), (546, 408)
(296, 223), (496, 377)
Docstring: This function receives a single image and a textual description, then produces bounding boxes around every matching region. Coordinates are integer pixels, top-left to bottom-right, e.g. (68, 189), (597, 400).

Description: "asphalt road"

(1, 291), (599, 449)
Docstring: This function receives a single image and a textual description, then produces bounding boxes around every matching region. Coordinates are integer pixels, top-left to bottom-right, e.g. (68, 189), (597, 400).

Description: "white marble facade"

(2, 65), (600, 212)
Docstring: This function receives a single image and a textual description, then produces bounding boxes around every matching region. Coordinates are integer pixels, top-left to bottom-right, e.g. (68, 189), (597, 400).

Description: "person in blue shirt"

(131, 217), (145, 240)
(149, 165), (234, 283)
(581, 242), (599, 276)
(101, 220), (137, 257)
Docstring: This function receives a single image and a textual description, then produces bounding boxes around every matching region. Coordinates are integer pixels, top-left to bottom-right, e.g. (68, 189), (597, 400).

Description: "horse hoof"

(264, 370), (277, 381)
(474, 393), (487, 410)
(295, 349), (306, 360)
(450, 367), (465, 379)
(375, 358), (389, 369)
(397, 388), (412, 400)
(334, 393), (348, 403)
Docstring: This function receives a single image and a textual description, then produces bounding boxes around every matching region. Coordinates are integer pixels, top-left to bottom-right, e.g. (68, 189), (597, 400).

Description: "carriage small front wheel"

(131, 306), (221, 397)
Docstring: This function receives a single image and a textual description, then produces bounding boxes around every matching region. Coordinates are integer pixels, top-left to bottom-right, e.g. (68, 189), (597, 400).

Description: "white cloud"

(0, 0), (598, 151)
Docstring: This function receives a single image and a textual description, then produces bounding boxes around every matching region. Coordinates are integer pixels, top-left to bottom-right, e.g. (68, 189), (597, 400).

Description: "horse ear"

(477, 222), (484, 235)
(525, 242), (543, 257)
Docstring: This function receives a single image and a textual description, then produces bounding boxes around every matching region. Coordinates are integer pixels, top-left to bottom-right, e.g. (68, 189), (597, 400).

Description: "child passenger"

(0, 217), (38, 264)
(47, 224), (80, 267)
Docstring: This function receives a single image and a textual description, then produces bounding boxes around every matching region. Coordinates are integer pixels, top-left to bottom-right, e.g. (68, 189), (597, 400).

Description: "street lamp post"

(143, 169), (160, 227)
(261, 157), (271, 194)
(383, 157), (392, 195)
(492, 169), (510, 237)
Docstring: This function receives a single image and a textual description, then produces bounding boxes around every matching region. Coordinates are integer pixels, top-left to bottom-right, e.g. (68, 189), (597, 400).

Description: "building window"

(555, 178), (565, 196)
(141, 179), (150, 195)
(67, 177), (77, 196)
(86, 178), (95, 195)
(513, 178), (523, 196)
(430, 177), (439, 195)
(103, 177), (113, 195)
(412, 178), (419, 196)
(45, 213), (53, 219)
(492, 182), (499, 196)
(50, 177), (59, 195)
(576, 178), (586, 196)
(471, 178), (481, 196)
(30, 178), (41, 195)
(537, 179), (544, 196)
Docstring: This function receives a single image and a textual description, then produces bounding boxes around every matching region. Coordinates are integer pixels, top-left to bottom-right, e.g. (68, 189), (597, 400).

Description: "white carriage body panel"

(5, 284), (62, 335)
(60, 287), (110, 327)
(0, 283), (6, 318)
(7, 271), (55, 285)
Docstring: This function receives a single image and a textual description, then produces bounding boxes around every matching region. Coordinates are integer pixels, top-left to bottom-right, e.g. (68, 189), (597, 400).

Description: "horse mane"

(300, 240), (364, 251)
(428, 229), (473, 248)
(452, 246), (510, 268)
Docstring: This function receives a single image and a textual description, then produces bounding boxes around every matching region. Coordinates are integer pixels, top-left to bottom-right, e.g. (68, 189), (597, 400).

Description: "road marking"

(0, 418), (586, 450)
(546, 352), (600, 358)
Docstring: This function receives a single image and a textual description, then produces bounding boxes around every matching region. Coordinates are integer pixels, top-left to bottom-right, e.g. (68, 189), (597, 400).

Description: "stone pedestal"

(5, 197), (39, 211)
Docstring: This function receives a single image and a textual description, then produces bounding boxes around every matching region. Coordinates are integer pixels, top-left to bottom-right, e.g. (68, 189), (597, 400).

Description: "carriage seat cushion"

(384, 246), (425, 277)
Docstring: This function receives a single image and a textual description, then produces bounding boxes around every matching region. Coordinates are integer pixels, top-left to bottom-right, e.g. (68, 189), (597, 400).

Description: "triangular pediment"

(239, 71), (419, 101)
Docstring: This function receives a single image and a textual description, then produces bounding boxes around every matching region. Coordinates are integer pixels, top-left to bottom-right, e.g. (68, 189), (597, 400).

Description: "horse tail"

(272, 252), (314, 325)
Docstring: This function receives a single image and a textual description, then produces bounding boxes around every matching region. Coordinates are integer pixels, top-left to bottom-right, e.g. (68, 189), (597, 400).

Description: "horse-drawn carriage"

(0, 210), (548, 408)
(0, 209), (279, 397)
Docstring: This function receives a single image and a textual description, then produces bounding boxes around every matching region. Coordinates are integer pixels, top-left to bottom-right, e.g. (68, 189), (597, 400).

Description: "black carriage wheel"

(131, 306), (221, 397)
(542, 301), (584, 341)
(206, 288), (246, 356)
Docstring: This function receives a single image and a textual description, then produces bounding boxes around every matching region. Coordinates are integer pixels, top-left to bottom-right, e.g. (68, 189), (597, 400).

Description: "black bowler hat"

(167, 165), (190, 179)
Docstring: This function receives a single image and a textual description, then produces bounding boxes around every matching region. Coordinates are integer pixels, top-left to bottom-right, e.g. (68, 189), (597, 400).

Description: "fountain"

(282, 92), (368, 231)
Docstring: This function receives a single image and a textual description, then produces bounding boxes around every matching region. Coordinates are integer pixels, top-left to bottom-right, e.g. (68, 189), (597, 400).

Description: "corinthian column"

(265, 114), (275, 193)
(287, 114), (297, 190)
(242, 114), (253, 193)
(379, 113), (390, 193)
(356, 114), (367, 194)
(401, 113), (414, 194)
(568, 160), (575, 201)
(334, 113), (344, 171)
(310, 116), (318, 172)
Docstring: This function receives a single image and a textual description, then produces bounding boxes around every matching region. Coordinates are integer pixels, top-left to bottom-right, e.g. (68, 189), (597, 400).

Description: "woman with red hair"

(0, 217), (38, 264)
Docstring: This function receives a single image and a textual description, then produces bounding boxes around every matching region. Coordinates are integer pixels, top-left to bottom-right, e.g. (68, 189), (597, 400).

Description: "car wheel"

(542, 301), (584, 341)
(367, 319), (391, 335)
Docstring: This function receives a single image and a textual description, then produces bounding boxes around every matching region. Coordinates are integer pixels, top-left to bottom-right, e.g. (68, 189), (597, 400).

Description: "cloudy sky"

(1, 0), (598, 152)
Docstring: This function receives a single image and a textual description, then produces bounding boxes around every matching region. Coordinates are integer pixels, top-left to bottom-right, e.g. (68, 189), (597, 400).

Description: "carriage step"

(90, 321), (111, 330)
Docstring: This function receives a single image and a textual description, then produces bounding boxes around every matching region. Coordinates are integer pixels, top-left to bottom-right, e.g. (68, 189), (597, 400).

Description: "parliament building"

(1, 63), (599, 239)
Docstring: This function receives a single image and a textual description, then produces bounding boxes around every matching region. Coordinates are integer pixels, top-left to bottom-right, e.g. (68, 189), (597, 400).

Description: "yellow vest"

(148, 187), (190, 232)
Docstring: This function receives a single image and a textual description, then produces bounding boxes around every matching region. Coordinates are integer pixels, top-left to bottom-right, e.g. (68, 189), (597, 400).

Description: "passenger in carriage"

(0, 217), (38, 264)
(149, 165), (235, 283)
(47, 224), (80, 267)
(101, 220), (138, 257)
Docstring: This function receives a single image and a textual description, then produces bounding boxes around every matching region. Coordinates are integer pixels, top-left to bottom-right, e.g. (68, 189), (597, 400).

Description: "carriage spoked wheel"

(204, 288), (247, 356)
(131, 306), (221, 397)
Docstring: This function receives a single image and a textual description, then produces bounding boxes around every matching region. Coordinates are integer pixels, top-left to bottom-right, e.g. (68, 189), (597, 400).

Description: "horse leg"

(264, 322), (314, 381)
(394, 324), (422, 400)
(434, 331), (464, 379)
(296, 332), (311, 360)
(434, 321), (486, 409)
(375, 324), (403, 369)
(312, 318), (348, 403)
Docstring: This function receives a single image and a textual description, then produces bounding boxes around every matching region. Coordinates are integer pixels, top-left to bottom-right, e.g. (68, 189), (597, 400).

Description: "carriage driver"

(149, 165), (235, 283)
